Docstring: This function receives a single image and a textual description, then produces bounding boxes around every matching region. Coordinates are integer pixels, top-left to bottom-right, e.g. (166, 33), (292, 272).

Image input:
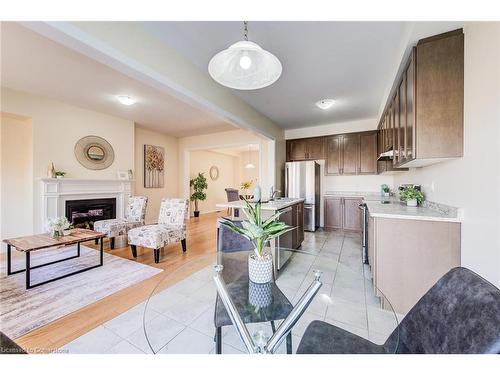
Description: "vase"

(406, 199), (418, 207)
(51, 229), (64, 238)
(249, 280), (273, 308)
(248, 250), (273, 284)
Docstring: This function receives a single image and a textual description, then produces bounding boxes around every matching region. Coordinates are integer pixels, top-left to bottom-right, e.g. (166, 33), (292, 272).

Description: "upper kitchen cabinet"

(342, 133), (360, 175)
(325, 135), (342, 175)
(325, 131), (377, 176)
(378, 29), (464, 168)
(359, 131), (378, 174)
(286, 137), (325, 161)
(288, 130), (378, 175)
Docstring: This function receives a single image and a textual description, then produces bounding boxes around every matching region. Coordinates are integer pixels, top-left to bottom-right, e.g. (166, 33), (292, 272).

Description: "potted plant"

(190, 172), (208, 218)
(240, 179), (254, 199)
(381, 184), (391, 197)
(55, 171), (66, 179)
(47, 216), (71, 238)
(399, 186), (425, 207)
(220, 197), (294, 284)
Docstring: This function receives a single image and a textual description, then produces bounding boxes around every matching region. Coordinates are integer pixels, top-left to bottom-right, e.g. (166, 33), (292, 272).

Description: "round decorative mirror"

(74, 136), (115, 170)
(86, 145), (105, 161)
(209, 166), (219, 181)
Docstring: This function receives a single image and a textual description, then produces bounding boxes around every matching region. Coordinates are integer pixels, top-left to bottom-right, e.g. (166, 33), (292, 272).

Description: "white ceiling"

(141, 21), (463, 129)
(0, 22), (236, 137)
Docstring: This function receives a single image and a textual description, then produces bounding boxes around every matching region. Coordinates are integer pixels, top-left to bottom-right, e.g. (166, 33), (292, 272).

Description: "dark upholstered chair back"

(217, 221), (253, 253)
(225, 188), (240, 202)
(388, 267), (500, 354)
(217, 219), (254, 283)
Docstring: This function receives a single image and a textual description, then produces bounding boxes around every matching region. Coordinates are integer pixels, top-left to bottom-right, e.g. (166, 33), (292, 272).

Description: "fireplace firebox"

(65, 198), (116, 230)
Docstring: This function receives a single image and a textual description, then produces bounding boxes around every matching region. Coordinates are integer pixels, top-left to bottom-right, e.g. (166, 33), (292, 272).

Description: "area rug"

(0, 245), (163, 339)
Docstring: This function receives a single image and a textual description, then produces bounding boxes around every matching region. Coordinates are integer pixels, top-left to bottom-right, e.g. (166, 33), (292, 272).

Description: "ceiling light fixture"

(208, 21), (282, 90)
(116, 95), (136, 106)
(245, 145), (255, 169)
(315, 99), (335, 110)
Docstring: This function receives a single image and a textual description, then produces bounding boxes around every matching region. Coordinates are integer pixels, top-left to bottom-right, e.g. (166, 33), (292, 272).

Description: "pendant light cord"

(243, 21), (248, 41)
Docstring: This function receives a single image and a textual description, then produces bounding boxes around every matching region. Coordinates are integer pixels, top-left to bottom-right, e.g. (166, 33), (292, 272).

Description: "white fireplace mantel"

(39, 178), (133, 231)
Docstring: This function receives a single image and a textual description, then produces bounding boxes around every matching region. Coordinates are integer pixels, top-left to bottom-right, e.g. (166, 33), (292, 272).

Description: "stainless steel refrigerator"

(285, 161), (320, 231)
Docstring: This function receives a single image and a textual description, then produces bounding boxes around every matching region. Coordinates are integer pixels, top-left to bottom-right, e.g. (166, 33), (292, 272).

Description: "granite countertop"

(216, 198), (305, 211)
(324, 191), (461, 223)
(364, 200), (461, 223)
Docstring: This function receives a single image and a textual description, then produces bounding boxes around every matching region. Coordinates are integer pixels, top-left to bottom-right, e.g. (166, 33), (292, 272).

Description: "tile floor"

(61, 229), (402, 354)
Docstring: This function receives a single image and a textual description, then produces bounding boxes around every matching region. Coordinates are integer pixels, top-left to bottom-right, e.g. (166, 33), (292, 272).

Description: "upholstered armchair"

(93, 196), (148, 249)
(297, 267), (500, 354)
(127, 198), (189, 264)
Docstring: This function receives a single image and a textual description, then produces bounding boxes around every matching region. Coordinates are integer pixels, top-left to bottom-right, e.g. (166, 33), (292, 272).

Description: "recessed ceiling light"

(315, 99), (335, 110)
(116, 95), (136, 106)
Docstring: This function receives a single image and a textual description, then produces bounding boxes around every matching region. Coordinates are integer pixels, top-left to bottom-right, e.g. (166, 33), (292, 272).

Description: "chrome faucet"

(270, 186), (281, 200)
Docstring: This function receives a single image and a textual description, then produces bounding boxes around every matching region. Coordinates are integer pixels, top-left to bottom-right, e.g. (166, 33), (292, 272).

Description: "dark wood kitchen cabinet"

(324, 197), (343, 229)
(359, 131), (378, 174)
(342, 133), (359, 175)
(287, 130), (378, 176)
(292, 201), (305, 248)
(287, 139), (308, 161)
(325, 135), (342, 175)
(324, 196), (362, 232)
(325, 131), (377, 176)
(377, 29), (464, 168)
(343, 198), (363, 231)
(286, 137), (325, 161)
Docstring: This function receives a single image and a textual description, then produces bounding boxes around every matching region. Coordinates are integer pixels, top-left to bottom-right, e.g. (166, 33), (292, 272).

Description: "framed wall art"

(144, 144), (165, 188)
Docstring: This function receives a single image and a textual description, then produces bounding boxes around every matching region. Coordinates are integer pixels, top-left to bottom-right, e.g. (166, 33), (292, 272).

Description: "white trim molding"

(39, 178), (133, 232)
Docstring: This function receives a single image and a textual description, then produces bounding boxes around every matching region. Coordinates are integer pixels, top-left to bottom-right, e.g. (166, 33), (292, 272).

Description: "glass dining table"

(142, 247), (400, 354)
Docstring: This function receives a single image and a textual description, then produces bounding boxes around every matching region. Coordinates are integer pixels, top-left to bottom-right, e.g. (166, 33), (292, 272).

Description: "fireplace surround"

(39, 178), (132, 232)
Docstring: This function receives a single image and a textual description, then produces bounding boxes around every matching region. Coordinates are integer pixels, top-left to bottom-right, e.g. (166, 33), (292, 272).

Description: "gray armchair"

(297, 267), (500, 354)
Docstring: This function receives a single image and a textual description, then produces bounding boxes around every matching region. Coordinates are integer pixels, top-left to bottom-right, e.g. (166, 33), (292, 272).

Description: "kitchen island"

(216, 198), (305, 271)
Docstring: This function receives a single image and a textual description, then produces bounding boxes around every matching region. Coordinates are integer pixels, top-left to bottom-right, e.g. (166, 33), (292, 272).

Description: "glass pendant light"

(208, 21), (282, 90)
(245, 145), (255, 169)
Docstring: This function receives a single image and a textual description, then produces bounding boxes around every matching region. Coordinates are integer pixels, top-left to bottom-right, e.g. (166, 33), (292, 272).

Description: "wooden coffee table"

(3, 228), (106, 289)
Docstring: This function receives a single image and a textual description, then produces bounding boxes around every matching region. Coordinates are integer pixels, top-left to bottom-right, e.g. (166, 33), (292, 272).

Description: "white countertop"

(324, 191), (461, 223)
(216, 198), (305, 211)
(365, 200), (461, 223)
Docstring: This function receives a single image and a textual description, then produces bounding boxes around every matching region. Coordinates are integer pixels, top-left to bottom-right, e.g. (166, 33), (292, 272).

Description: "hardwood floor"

(10, 211), (224, 353)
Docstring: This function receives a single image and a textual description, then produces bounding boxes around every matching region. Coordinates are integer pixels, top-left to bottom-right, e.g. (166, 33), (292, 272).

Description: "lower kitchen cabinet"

(324, 196), (362, 232)
(291, 202), (304, 248)
(368, 216), (461, 315)
(324, 197), (343, 229)
(343, 198), (363, 231)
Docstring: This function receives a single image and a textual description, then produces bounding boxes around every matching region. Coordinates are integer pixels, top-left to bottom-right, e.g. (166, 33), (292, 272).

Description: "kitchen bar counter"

(216, 198), (305, 211)
(324, 191), (461, 223)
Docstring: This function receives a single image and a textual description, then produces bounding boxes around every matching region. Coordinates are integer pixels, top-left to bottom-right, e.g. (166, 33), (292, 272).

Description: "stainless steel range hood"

(377, 149), (395, 161)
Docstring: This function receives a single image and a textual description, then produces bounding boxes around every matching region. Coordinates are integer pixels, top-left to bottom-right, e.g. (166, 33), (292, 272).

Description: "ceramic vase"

(248, 250), (273, 284)
(249, 281), (273, 308)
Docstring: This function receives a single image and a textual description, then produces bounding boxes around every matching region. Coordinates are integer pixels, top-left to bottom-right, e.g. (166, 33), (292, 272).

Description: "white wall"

(394, 23), (500, 287)
(134, 125), (179, 224)
(1, 88), (135, 231)
(189, 150), (238, 215)
(179, 129), (274, 201)
(236, 150), (260, 190)
(0, 114), (33, 241)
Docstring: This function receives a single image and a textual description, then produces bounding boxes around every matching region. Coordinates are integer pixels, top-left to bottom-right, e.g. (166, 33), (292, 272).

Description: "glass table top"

(142, 246), (400, 354)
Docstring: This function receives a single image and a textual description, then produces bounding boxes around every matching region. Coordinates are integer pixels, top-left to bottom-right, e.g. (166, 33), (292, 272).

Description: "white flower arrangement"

(47, 216), (71, 237)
